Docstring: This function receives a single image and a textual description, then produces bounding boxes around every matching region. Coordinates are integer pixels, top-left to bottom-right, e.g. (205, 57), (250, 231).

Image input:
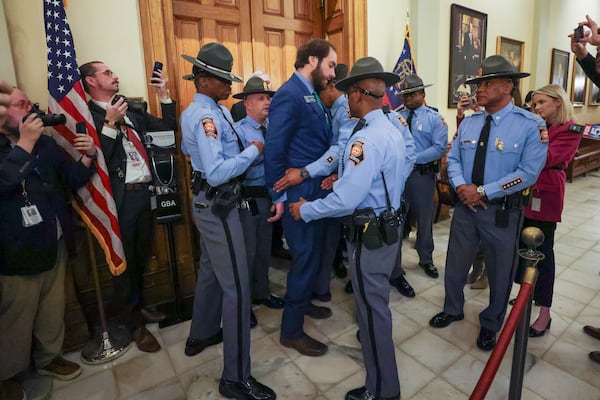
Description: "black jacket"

(87, 100), (177, 210)
(0, 134), (95, 275)
(578, 53), (600, 88)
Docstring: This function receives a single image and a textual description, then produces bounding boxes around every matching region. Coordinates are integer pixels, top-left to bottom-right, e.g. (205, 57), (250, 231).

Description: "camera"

(111, 94), (148, 115)
(574, 25), (584, 42)
(22, 103), (66, 127)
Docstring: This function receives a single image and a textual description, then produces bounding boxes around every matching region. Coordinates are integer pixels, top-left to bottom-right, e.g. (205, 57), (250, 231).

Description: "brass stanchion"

(80, 229), (130, 364)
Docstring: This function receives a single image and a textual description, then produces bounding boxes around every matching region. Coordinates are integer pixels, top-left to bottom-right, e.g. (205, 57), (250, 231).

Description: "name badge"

(21, 204), (43, 227)
(304, 95), (317, 104)
(531, 197), (541, 212)
(128, 151), (142, 166)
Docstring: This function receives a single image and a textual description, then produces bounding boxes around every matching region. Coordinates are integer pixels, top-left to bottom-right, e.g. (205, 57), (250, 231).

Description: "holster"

(343, 208), (383, 250)
(210, 180), (242, 218)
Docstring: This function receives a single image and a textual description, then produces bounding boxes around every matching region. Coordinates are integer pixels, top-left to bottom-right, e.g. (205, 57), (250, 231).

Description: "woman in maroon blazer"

(526, 84), (582, 337)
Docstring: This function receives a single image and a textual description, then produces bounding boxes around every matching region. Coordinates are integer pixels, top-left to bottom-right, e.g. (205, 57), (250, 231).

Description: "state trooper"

(429, 55), (547, 352)
(179, 43), (276, 400)
(290, 57), (407, 400)
(397, 74), (448, 279)
(233, 77), (284, 328)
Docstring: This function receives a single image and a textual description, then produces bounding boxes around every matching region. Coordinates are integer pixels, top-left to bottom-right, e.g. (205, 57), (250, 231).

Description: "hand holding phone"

(151, 61), (163, 83)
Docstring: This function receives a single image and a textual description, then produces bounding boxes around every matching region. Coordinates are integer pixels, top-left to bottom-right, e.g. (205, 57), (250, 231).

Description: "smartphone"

(151, 61), (163, 82)
(75, 121), (87, 134)
(574, 25), (584, 42)
(111, 94), (127, 105)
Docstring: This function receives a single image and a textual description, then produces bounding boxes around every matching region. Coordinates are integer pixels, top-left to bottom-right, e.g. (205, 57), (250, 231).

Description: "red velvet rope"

(470, 282), (534, 400)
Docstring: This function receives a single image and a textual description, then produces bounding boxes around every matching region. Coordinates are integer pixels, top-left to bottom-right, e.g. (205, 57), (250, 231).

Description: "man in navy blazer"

(264, 38), (337, 357)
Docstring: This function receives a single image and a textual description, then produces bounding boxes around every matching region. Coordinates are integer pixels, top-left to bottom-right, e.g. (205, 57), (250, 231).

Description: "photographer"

(79, 61), (177, 353)
(0, 88), (96, 399)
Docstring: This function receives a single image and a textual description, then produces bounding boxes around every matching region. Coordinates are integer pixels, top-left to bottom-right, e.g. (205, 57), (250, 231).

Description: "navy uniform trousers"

(348, 237), (401, 398)
(403, 169), (436, 265)
(444, 203), (523, 332)
(189, 189), (251, 382)
(239, 196), (273, 300)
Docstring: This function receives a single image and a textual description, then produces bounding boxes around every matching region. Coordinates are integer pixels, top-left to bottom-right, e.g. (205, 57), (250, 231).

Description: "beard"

(311, 61), (326, 92)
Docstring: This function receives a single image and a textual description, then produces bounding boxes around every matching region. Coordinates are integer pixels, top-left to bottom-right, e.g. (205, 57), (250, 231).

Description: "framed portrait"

(588, 79), (600, 106)
(570, 62), (586, 106)
(448, 4), (487, 108)
(496, 36), (524, 72)
(549, 48), (569, 91)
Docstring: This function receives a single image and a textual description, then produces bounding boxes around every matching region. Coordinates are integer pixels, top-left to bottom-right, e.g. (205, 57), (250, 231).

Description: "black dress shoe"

(219, 376), (276, 400)
(132, 326), (161, 352)
(429, 311), (464, 328)
(419, 262), (439, 278)
(250, 310), (258, 329)
(390, 275), (415, 298)
(529, 319), (551, 337)
(253, 294), (285, 309)
(345, 386), (400, 400)
(477, 327), (496, 351)
(280, 333), (328, 356)
(306, 303), (332, 319)
(185, 328), (223, 356)
(584, 325), (600, 341)
(140, 307), (167, 323)
(333, 261), (347, 278)
(345, 280), (354, 294)
(589, 351), (600, 364)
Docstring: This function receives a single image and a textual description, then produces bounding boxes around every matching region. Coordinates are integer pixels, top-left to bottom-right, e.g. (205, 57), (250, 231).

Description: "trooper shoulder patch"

(349, 140), (365, 166)
(397, 115), (408, 126)
(501, 177), (523, 191)
(538, 126), (549, 144)
(440, 116), (448, 127)
(202, 117), (218, 139)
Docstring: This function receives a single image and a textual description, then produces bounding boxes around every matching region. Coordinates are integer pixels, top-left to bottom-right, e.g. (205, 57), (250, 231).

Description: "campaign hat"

(465, 55), (530, 84)
(233, 76), (276, 99)
(335, 57), (400, 91)
(181, 43), (243, 82)
(399, 74), (433, 95)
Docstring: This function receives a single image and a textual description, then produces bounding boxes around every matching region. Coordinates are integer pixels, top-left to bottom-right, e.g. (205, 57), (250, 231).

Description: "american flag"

(44, 0), (126, 275)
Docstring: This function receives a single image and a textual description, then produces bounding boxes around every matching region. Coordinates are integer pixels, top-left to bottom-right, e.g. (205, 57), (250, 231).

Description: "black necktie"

(472, 115), (493, 186)
(351, 118), (366, 137)
(260, 125), (267, 138)
(406, 110), (415, 132)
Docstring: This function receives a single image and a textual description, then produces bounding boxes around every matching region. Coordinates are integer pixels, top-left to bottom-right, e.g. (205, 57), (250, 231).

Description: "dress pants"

(239, 197), (273, 300)
(280, 179), (327, 339)
(189, 190), (251, 382)
(113, 188), (152, 332)
(347, 237), (400, 398)
(403, 170), (436, 265)
(312, 218), (342, 297)
(521, 218), (557, 307)
(443, 203), (523, 332)
(0, 241), (67, 380)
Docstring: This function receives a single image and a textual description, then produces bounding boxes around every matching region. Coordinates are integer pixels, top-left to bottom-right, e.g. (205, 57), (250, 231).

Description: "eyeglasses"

(345, 84), (383, 99)
(9, 100), (33, 108)
(96, 69), (115, 77)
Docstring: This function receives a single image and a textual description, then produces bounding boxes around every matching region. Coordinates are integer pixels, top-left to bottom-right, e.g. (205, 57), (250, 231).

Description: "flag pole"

(80, 228), (130, 364)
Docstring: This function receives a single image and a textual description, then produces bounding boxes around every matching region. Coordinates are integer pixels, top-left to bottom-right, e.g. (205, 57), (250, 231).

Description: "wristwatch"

(300, 167), (310, 180)
(476, 185), (486, 197)
(104, 119), (116, 127)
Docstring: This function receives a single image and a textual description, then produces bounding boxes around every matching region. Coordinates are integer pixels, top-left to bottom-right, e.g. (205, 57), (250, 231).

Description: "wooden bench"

(566, 137), (600, 182)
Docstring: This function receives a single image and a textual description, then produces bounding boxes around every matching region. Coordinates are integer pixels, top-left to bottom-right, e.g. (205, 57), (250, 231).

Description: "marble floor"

(40, 173), (600, 399)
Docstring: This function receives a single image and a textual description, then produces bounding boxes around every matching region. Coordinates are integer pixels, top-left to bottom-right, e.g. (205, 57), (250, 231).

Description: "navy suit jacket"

(264, 73), (331, 201)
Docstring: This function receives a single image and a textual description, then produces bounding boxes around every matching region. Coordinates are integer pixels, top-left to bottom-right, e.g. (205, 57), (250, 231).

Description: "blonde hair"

(532, 84), (574, 124)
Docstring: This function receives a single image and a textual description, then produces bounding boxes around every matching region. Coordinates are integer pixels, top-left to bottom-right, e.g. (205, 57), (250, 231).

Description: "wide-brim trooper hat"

(330, 63), (348, 84)
(181, 43), (243, 83)
(399, 74), (433, 95)
(232, 76), (276, 99)
(335, 57), (400, 91)
(465, 55), (530, 84)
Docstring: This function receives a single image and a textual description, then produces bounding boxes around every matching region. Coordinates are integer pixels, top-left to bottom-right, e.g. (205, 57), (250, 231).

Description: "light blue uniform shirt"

(180, 93), (259, 187)
(305, 95), (353, 177)
(235, 115), (266, 187)
(398, 104), (448, 164)
(447, 102), (548, 200)
(301, 108), (407, 221)
(386, 110), (417, 181)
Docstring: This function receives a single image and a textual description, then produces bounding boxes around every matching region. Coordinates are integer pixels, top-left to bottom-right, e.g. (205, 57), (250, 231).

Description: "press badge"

(21, 204), (43, 227)
(128, 150), (142, 166)
(531, 197), (541, 212)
